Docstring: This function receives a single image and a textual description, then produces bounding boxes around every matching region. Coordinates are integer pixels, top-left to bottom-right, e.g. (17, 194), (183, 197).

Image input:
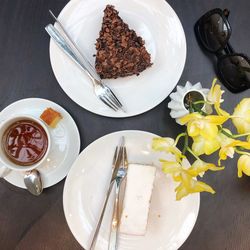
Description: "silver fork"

(45, 16), (124, 112)
(109, 143), (128, 250)
(89, 137), (125, 250)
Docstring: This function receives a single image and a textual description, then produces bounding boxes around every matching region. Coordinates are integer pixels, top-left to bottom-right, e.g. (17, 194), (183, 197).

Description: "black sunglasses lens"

(199, 13), (230, 51)
(219, 55), (250, 90)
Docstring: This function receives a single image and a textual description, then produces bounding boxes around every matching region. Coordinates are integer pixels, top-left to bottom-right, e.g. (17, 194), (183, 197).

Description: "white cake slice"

(119, 163), (156, 236)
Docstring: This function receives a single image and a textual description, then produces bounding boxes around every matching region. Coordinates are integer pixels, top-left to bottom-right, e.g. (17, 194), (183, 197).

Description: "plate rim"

(63, 130), (200, 250)
(49, 0), (187, 118)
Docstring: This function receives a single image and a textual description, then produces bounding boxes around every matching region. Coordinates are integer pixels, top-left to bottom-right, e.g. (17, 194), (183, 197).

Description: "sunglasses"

(195, 8), (250, 93)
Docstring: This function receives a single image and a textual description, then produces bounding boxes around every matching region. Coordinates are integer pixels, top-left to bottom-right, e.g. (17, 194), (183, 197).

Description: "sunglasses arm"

(223, 9), (230, 18)
(224, 43), (235, 54)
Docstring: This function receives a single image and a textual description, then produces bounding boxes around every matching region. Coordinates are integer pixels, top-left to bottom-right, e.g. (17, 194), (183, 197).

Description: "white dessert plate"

(0, 98), (80, 189)
(49, 0), (186, 118)
(63, 130), (200, 250)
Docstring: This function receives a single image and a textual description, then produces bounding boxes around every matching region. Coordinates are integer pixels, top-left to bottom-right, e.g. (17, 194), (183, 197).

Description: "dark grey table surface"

(1, 0), (250, 249)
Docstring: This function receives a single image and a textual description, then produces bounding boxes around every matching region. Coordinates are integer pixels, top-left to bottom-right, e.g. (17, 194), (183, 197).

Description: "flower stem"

(220, 128), (250, 139)
(220, 128), (235, 139)
(234, 132), (250, 138)
(187, 147), (201, 160)
(174, 133), (187, 146)
(182, 133), (189, 155)
(235, 149), (250, 156)
(193, 100), (207, 105)
(187, 147), (201, 161)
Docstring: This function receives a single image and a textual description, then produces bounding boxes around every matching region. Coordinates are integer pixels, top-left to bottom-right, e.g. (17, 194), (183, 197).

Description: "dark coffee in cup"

(2, 119), (48, 166)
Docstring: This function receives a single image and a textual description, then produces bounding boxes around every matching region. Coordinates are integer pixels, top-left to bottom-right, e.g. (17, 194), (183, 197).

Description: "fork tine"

(99, 95), (118, 111)
(112, 136), (124, 167)
(121, 137), (126, 168)
(123, 146), (128, 168)
(100, 83), (125, 112)
(102, 94), (119, 111)
(111, 137), (125, 181)
(107, 89), (126, 113)
(105, 87), (123, 108)
(112, 146), (118, 167)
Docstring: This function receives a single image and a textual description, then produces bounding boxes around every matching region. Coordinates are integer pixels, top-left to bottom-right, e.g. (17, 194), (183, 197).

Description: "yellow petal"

(192, 136), (206, 156)
(190, 179), (216, 194)
(161, 161), (182, 174)
(179, 113), (202, 125)
(152, 137), (175, 152)
(214, 104), (230, 117)
(175, 174), (215, 200)
(219, 147), (229, 163)
(237, 155), (250, 178)
(176, 183), (189, 200)
(173, 173), (182, 182)
(153, 137), (184, 162)
(192, 135), (220, 156)
(204, 139), (221, 155)
(247, 136), (250, 143)
(205, 115), (228, 125)
(217, 130), (234, 147)
(232, 98), (250, 134)
(187, 121), (200, 137)
(227, 140), (250, 150)
(200, 123), (218, 139)
(207, 78), (221, 103)
(187, 159), (224, 177)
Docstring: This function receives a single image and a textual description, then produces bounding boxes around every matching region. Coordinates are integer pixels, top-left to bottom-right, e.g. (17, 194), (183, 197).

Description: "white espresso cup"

(0, 115), (51, 177)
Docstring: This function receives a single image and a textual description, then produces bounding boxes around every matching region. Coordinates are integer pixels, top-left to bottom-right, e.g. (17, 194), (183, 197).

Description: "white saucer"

(63, 130), (200, 250)
(49, 0), (186, 118)
(0, 98), (80, 189)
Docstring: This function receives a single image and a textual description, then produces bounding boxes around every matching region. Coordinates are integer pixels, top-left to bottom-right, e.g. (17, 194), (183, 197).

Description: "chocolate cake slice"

(95, 5), (152, 79)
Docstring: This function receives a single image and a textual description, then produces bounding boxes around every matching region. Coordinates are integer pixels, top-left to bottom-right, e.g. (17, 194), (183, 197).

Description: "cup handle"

(0, 166), (11, 178)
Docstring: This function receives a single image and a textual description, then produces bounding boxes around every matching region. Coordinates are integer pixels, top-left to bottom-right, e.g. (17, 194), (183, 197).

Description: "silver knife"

(90, 137), (125, 250)
(48, 10), (98, 79)
(109, 142), (128, 250)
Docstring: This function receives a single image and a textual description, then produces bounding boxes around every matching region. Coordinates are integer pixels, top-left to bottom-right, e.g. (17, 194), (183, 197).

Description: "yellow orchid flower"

(217, 130), (235, 165)
(175, 172), (215, 200)
(160, 159), (183, 181)
(160, 160), (217, 200)
(218, 139), (250, 164)
(232, 98), (250, 134)
(152, 137), (183, 162)
(237, 155), (250, 177)
(192, 135), (220, 156)
(180, 113), (228, 139)
(207, 78), (229, 117)
(248, 135), (250, 143)
(187, 159), (224, 177)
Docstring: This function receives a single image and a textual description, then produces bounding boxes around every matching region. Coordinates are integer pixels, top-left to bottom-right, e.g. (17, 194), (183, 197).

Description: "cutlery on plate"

(24, 169), (43, 196)
(109, 141), (128, 250)
(48, 10), (96, 78)
(45, 12), (124, 112)
(90, 137), (125, 250)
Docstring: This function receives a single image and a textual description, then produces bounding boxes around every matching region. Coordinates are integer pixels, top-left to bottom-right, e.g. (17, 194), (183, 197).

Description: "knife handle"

(109, 182), (120, 250)
(45, 24), (98, 87)
(90, 180), (115, 250)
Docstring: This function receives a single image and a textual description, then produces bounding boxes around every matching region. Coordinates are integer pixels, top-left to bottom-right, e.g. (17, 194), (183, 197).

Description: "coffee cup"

(0, 115), (51, 177)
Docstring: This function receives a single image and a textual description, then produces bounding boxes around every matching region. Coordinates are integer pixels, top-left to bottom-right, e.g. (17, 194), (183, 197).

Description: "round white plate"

(49, 0), (186, 118)
(0, 98), (80, 189)
(63, 130), (199, 250)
